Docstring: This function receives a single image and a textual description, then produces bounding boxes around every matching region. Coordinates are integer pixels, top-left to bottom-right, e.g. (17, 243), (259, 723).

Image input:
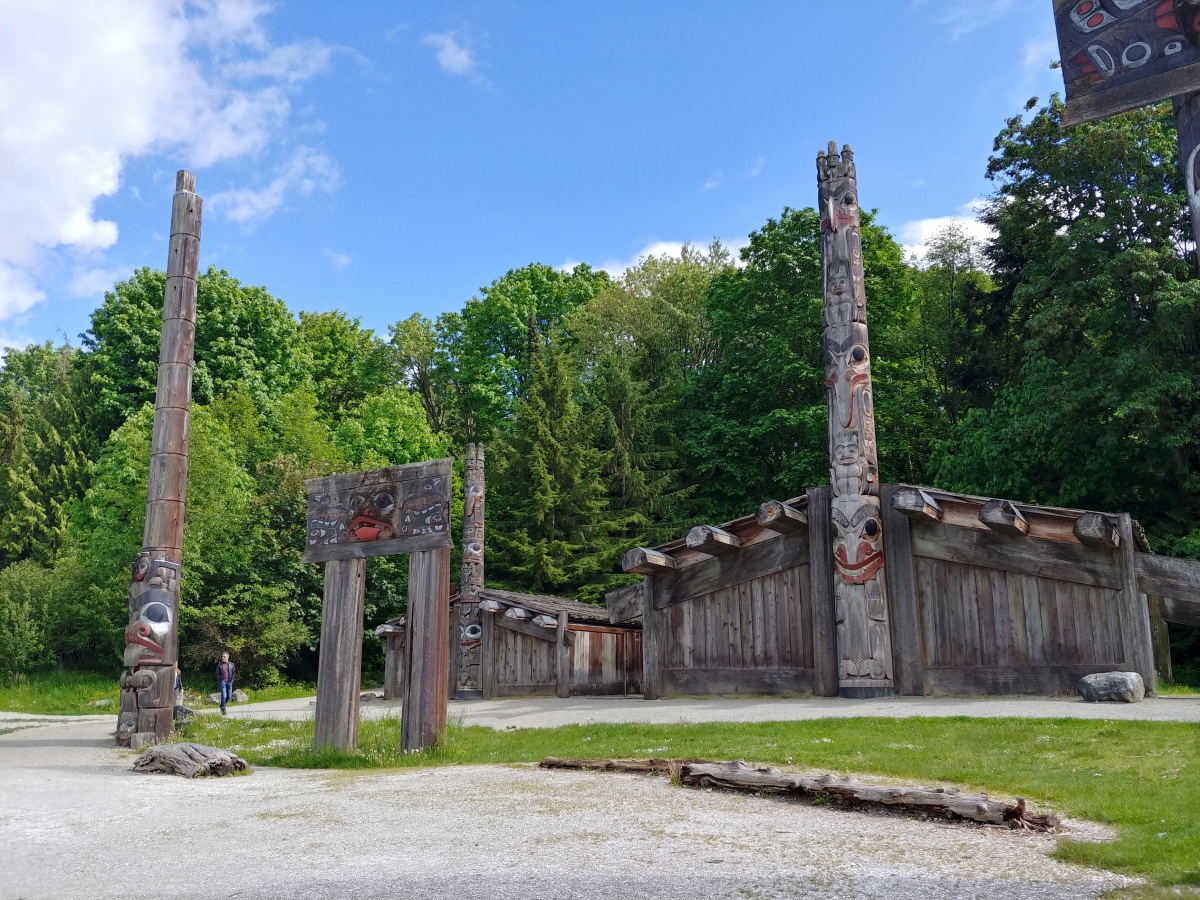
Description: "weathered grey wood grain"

(890, 486), (942, 522)
(494, 610), (575, 647)
(880, 484), (926, 695)
(313, 557), (366, 752)
(910, 520), (1121, 588)
(641, 576), (659, 698)
(652, 532), (809, 611)
(401, 548), (450, 752)
(1062, 61), (1200, 128)
(1134, 551), (1200, 601)
(1073, 513), (1120, 549)
(924, 664), (1126, 697)
(622, 547), (679, 574)
(756, 500), (808, 534)
(481, 608), (496, 699)
(979, 499), (1028, 537)
(1115, 515), (1157, 697)
(660, 667), (814, 696)
(686, 524), (742, 556)
(1160, 596), (1200, 628)
(807, 485), (838, 697)
(305, 458), (452, 496)
(605, 581), (643, 623)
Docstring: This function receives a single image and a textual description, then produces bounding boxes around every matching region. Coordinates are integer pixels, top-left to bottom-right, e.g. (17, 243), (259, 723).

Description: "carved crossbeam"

(531, 614), (557, 629)
(504, 606), (532, 620)
(890, 487), (942, 522)
(495, 612), (574, 647)
(756, 500), (808, 535)
(1073, 512), (1120, 549)
(622, 547), (678, 574)
(686, 525), (742, 556)
(979, 499), (1028, 537)
(478, 598), (503, 612)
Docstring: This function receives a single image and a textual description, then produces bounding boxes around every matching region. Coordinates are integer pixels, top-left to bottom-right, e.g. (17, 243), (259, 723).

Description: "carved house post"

(454, 443), (485, 698)
(117, 171), (201, 747)
(817, 143), (895, 698)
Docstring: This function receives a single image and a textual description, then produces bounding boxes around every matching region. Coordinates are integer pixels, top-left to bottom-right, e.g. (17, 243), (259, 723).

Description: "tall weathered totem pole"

(117, 171), (201, 747)
(455, 443), (485, 698)
(817, 143), (895, 698)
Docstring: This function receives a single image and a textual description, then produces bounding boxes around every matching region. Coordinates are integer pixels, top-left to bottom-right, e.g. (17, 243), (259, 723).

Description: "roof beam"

(686, 524), (742, 556)
(979, 499), (1028, 537)
(890, 486), (942, 522)
(1073, 512), (1120, 549)
(756, 500), (808, 534)
(622, 547), (678, 574)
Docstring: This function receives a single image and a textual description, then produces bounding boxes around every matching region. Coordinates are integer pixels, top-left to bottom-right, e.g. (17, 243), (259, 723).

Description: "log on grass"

(132, 742), (248, 778)
(538, 757), (1057, 831)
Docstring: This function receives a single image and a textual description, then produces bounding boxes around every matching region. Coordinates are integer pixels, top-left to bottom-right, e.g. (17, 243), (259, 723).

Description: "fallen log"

(539, 757), (1058, 831)
(132, 742), (248, 778)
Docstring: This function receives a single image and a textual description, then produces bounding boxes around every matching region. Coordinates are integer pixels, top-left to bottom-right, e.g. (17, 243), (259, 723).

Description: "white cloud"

(422, 32), (476, 76)
(916, 0), (1019, 39)
(566, 238), (750, 278)
(0, 0), (332, 322)
(208, 147), (340, 225)
(898, 200), (995, 262)
(68, 266), (128, 299)
(325, 249), (352, 271)
(745, 156), (765, 178)
(703, 173), (722, 190)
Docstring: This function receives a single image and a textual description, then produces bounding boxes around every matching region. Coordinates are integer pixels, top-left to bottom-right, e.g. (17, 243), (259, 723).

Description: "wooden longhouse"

(376, 588), (641, 700)
(610, 485), (1197, 698)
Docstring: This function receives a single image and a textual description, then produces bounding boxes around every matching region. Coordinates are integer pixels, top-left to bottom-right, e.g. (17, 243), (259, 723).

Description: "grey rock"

(173, 705), (197, 723)
(88, 698), (115, 708)
(233, 690), (249, 703)
(1077, 671), (1145, 703)
(360, 691), (381, 702)
(129, 732), (159, 750)
(209, 692), (221, 704)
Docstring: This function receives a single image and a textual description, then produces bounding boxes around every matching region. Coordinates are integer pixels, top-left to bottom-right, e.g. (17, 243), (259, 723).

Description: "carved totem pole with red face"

(817, 143), (895, 697)
(455, 443), (485, 698)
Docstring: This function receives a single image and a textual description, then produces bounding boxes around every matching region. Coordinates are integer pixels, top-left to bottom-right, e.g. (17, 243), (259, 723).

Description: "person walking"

(215, 652), (236, 715)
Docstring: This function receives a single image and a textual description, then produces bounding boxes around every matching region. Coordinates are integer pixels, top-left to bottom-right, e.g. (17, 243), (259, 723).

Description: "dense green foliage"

(1, 97), (1198, 683)
(185, 714), (1200, 887)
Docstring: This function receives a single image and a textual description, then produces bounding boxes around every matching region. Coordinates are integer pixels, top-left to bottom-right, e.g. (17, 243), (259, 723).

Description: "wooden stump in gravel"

(132, 743), (248, 778)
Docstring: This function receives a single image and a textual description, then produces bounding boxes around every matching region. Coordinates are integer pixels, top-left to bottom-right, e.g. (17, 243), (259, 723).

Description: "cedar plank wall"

(903, 506), (1130, 696)
(492, 625), (641, 697)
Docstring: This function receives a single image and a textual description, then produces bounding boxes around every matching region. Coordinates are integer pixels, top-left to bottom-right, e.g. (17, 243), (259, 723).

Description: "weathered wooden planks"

(756, 499), (808, 534)
(911, 521), (1121, 589)
(1134, 552), (1200, 602)
(652, 532), (809, 611)
(313, 557), (367, 752)
(400, 548), (450, 753)
(1115, 514), (1157, 696)
(880, 484), (926, 696)
(807, 486), (839, 697)
(605, 581), (644, 623)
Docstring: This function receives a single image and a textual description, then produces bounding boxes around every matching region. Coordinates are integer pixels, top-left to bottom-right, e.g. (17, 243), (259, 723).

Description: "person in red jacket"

(215, 652), (236, 715)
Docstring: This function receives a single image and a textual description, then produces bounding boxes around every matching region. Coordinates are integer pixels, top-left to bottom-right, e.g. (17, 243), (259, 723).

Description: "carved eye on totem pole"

(460, 623), (482, 644)
(124, 584), (175, 667)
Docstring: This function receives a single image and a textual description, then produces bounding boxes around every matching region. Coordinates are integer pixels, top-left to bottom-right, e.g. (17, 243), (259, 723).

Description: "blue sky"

(0, 0), (1062, 351)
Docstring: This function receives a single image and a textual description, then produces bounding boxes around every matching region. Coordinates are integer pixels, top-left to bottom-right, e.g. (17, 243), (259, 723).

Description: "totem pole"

(455, 443), (485, 698)
(117, 171), (201, 747)
(817, 142), (895, 698)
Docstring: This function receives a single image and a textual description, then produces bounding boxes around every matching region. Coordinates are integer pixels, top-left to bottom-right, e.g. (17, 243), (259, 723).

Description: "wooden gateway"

(609, 142), (1200, 700)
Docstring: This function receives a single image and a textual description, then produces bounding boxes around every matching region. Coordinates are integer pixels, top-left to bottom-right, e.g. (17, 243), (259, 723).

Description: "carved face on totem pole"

(307, 494), (348, 547)
(348, 487), (397, 542)
(824, 325), (872, 433)
(398, 475), (449, 538)
(124, 558), (180, 667)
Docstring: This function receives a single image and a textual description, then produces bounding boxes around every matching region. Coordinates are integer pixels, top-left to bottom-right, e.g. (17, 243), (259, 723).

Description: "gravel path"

(1, 717), (1136, 899)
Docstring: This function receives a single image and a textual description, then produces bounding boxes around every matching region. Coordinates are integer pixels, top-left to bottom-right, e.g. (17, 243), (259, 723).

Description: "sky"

(0, 0), (1064, 351)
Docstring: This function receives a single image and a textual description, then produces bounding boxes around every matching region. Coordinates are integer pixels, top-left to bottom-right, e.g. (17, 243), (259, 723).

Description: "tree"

(297, 310), (398, 420)
(932, 98), (1200, 554)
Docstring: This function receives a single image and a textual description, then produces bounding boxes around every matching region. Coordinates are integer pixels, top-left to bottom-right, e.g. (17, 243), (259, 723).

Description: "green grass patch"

(1158, 681), (1200, 697)
(179, 714), (1200, 888)
(0, 670), (119, 714)
(184, 679), (317, 708)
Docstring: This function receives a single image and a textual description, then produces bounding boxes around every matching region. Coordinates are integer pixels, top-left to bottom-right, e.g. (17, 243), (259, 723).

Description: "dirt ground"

(1, 716), (1136, 900)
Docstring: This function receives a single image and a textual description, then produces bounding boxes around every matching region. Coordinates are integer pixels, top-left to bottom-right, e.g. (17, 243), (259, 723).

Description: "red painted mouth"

(349, 516), (393, 542)
(835, 546), (884, 584)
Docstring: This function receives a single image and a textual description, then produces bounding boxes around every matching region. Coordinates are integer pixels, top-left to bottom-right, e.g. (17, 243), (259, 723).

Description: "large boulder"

(1077, 671), (1145, 703)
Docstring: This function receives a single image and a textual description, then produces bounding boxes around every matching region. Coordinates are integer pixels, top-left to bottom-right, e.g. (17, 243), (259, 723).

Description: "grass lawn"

(179, 714), (1200, 891)
(0, 670), (119, 714)
(0, 669), (319, 715)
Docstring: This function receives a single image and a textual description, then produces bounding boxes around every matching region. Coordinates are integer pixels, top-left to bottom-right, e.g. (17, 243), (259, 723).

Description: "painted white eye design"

(1121, 41), (1152, 68)
(140, 601), (172, 636)
(462, 624), (482, 641)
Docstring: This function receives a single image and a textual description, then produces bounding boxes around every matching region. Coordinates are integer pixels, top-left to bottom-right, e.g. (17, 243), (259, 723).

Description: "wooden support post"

(756, 500), (808, 534)
(807, 486), (839, 698)
(555, 611), (570, 698)
(401, 548), (451, 752)
(640, 576), (660, 699)
(480, 608), (496, 699)
(1148, 595), (1174, 685)
(880, 484), (926, 696)
(313, 557), (366, 752)
(1115, 513), (1158, 696)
